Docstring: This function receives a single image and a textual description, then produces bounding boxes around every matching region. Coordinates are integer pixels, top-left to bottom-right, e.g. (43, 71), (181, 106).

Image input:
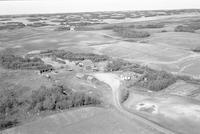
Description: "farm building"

(70, 26), (75, 31)
(120, 72), (142, 81)
(76, 73), (85, 79)
(87, 76), (94, 81)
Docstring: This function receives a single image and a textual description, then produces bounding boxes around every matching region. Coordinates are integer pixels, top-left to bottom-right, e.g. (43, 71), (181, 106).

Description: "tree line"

(40, 49), (110, 62)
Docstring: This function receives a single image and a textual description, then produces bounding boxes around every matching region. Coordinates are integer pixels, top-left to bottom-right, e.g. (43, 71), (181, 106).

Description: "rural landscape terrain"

(0, 9), (200, 134)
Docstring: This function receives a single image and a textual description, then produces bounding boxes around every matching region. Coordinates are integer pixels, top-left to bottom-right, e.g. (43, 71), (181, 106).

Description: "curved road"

(93, 73), (176, 134)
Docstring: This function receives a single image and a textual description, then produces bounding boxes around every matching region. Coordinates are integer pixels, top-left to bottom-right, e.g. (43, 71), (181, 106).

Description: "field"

(124, 92), (200, 134)
(1, 9), (200, 134)
(2, 107), (162, 134)
(1, 12), (200, 77)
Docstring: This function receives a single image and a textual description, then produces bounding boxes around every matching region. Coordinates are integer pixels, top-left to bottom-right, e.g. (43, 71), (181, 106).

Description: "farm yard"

(1, 9), (200, 134)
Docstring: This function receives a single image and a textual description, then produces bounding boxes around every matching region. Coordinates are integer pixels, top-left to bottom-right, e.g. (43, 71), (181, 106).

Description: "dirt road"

(93, 73), (176, 134)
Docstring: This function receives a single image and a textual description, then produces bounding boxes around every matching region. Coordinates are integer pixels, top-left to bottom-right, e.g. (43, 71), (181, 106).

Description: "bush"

(174, 25), (195, 33)
(113, 27), (150, 38)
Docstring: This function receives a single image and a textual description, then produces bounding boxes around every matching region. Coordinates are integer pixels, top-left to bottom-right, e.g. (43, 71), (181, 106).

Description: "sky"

(0, 0), (200, 15)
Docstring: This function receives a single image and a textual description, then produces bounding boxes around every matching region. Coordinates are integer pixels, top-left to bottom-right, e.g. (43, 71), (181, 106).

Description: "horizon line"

(0, 8), (199, 16)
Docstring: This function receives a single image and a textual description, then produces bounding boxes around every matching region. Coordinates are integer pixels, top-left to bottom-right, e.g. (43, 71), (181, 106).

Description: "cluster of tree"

(106, 59), (176, 91)
(75, 26), (96, 31)
(40, 49), (109, 62)
(68, 21), (104, 27)
(113, 27), (150, 38)
(135, 70), (177, 91)
(27, 18), (46, 22)
(29, 85), (101, 111)
(106, 59), (132, 72)
(0, 53), (54, 71)
(186, 22), (200, 31)
(110, 15), (126, 19)
(27, 22), (49, 27)
(0, 85), (29, 130)
(136, 23), (165, 29)
(98, 24), (119, 30)
(0, 85), (101, 130)
(106, 59), (143, 73)
(192, 47), (200, 52)
(54, 26), (71, 31)
(0, 22), (25, 30)
(174, 25), (195, 33)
